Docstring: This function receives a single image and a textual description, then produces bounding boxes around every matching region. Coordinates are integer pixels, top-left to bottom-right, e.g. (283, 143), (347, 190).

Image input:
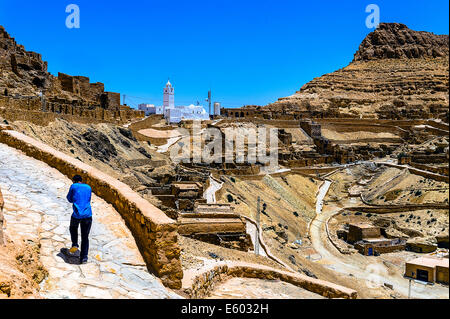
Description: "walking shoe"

(80, 258), (88, 265)
(69, 246), (79, 254)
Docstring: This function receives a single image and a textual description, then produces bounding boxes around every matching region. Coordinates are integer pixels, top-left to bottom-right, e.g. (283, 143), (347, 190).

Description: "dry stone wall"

(182, 262), (357, 299)
(0, 96), (144, 126)
(379, 162), (449, 182)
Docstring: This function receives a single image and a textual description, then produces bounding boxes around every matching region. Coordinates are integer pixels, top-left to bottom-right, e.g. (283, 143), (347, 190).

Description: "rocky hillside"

(267, 23), (449, 120)
(0, 25), (52, 97)
(0, 25), (142, 119)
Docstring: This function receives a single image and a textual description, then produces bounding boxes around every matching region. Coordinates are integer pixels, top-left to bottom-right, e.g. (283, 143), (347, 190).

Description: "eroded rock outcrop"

(0, 25), (144, 125)
(266, 23), (449, 120)
(354, 23), (449, 61)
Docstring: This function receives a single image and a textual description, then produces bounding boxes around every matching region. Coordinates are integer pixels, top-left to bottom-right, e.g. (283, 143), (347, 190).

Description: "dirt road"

(310, 175), (449, 299)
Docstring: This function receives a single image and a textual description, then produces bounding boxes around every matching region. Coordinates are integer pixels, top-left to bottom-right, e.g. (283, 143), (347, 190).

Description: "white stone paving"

(0, 142), (182, 299)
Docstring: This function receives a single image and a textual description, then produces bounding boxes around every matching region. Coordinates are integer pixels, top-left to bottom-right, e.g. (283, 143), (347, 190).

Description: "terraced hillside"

(267, 23), (449, 120)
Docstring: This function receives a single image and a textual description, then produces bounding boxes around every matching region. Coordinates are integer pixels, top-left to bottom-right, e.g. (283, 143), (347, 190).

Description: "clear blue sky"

(0, 1), (448, 109)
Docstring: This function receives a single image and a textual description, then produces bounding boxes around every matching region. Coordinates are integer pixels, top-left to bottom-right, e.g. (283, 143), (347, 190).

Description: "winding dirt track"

(309, 172), (449, 299)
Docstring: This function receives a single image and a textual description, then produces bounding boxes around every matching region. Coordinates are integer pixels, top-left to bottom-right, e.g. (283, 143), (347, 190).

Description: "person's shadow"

(57, 248), (80, 265)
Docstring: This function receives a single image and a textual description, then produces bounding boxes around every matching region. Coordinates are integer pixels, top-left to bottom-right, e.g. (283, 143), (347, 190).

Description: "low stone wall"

(212, 172), (265, 181)
(359, 192), (449, 211)
(373, 244), (406, 254)
(345, 204), (449, 214)
(178, 218), (246, 236)
(128, 116), (175, 145)
(0, 108), (57, 126)
(321, 122), (408, 139)
(0, 96), (144, 127)
(182, 262), (357, 299)
(0, 108), (140, 127)
(219, 118), (300, 128)
(379, 162), (449, 182)
(424, 126), (449, 137)
(128, 115), (165, 131)
(291, 166), (339, 176)
(213, 165), (261, 176)
(0, 128), (183, 289)
(316, 118), (426, 127)
(409, 162), (449, 176)
(329, 137), (404, 144)
(0, 187), (4, 245)
(411, 154), (448, 164)
(425, 120), (449, 131)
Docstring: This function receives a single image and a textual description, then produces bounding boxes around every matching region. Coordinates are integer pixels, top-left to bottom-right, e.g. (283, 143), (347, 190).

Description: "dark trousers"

(69, 216), (92, 260)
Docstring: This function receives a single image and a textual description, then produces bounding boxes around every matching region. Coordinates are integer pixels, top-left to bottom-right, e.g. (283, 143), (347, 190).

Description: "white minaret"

(163, 79), (174, 113)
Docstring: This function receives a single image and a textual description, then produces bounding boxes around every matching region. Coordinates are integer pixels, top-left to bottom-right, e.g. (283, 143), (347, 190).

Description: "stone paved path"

(0, 143), (182, 299)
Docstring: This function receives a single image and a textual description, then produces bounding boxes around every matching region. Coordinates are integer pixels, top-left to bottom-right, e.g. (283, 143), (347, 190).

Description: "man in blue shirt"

(66, 175), (92, 264)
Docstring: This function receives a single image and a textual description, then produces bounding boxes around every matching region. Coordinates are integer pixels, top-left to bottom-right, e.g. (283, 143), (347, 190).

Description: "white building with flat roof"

(162, 80), (209, 123)
(137, 80), (211, 123)
(138, 104), (164, 116)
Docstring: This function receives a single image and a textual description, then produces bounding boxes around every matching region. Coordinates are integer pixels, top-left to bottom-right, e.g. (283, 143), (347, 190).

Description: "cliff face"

(0, 25), (53, 97)
(267, 23), (449, 120)
(354, 23), (449, 61)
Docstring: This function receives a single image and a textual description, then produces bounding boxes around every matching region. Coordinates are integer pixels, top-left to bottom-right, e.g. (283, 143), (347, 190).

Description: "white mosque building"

(139, 80), (209, 123)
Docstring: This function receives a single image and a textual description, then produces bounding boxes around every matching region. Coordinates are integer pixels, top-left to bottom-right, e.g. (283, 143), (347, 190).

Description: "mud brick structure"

(405, 257), (449, 284)
(100, 92), (121, 110)
(0, 26), (144, 126)
(300, 120), (322, 139)
(344, 223), (406, 255)
(406, 240), (438, 254)
(354, 238), (406, 256)
(347, 223), (381, 243)
(178, 203), (251, 251)
(398, 155), (412, 165)
(171, 182), (204, 211)
(278, 129), (293, 145)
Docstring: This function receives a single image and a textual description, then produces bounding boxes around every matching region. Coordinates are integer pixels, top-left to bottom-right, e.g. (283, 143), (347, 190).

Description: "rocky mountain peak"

(353, 22), (449, 61)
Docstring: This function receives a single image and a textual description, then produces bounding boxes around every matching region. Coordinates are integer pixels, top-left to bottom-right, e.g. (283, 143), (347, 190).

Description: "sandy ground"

(207, 277), (325, 299)
(179, 236), (284, 272)
(364, 167), (449, 205)
(322, 129), (400, 141)
(138, 128), (182, 139)
(218, 174), (319, 238)
(283, 128), (313, 143)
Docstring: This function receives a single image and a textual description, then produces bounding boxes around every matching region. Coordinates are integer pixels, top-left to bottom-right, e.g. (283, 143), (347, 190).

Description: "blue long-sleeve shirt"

(66, 183), (92, 219)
